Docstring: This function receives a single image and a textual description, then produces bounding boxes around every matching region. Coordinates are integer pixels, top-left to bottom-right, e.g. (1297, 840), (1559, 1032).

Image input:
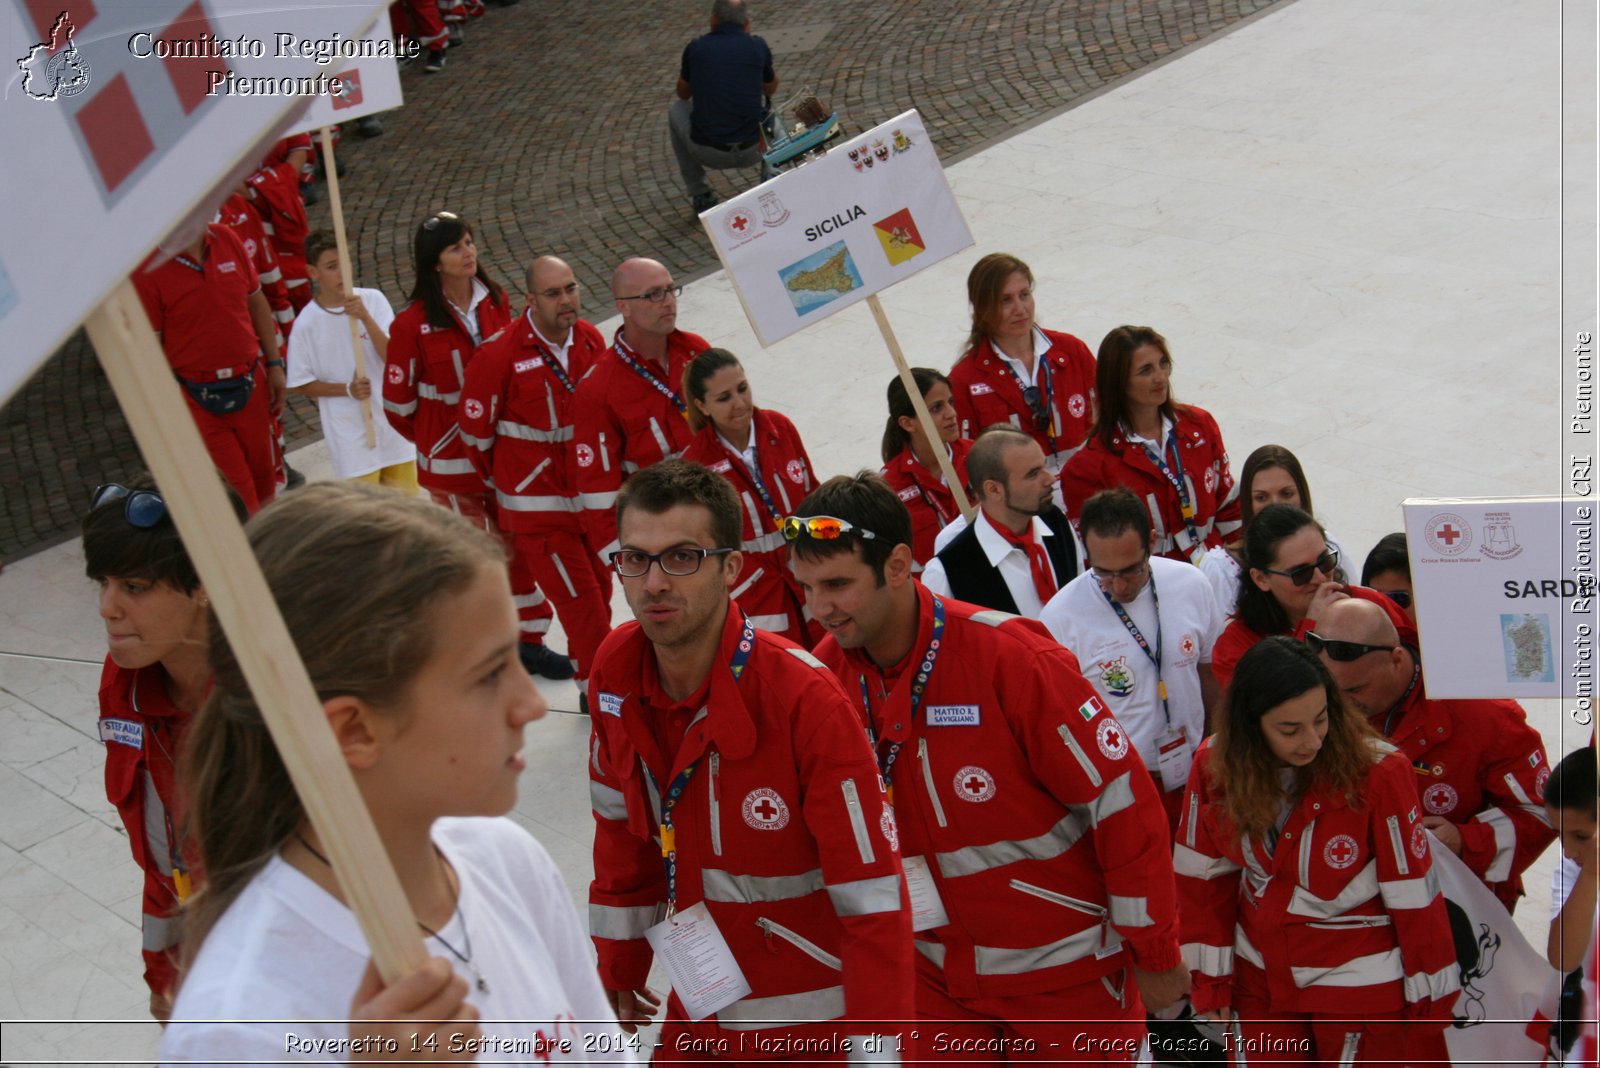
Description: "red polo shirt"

(133, 224), (261, 381)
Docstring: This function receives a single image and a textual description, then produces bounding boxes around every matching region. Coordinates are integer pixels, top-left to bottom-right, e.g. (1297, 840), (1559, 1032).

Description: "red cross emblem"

(1096, 718), (1129, 761)
(1180, 634), (1197, 657)
(1423, 782), (1458, 815)
(731, 213), (750, 231)
(1436, 525), (1461, 545)
(1323, 833), (1359, 870)
(953, 765), (995, 802)
(741, 787), (790, 830)
(386, 363), (404, 385)
(463, 398), (484, 420)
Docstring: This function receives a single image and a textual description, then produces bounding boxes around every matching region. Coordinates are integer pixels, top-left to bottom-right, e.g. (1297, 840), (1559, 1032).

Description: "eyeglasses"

(1021, 385), (1050, 432)
(90, 483), (168, 528)
(781, 516), (880, 542)
(617, 284), (682, 304)
(536, 281), (581, 300)
(1091, 558), (1149, 583)
(1261, 547), (1339, 587)
(1305, 631), (1397, 663)
(610, 546), (733, 577)
(1379, 589), (1412, 610)
(421, 211), (460, 231)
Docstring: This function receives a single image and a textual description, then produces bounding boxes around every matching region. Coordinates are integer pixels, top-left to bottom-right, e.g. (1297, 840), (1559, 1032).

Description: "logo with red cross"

(741, 788), (790, 830)
(1323, 833), (1360, 870)
(463, 399), (484, 421)
(880, 806), (899, 851)
(1410, 823), (1429, 860)
(1422, 782), (1459, 815)
(1536, 765), (1550, 798)
(722, 209), (757, 242)
(953, 765), (996, 803)
(1067, 393), (1086, 419)
(575, 443), (595, 468)
(1096, 718), (1129, 761)
(1423, 513), (1472, 557)
(786, 459), (807, 485)
(387, 363), (405, 385)
(1180, 634), (1197, 658)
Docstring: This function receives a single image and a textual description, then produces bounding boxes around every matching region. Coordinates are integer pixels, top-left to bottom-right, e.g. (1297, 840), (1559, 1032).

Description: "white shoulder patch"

(968, 609), (1018, 629)
(1369, 737), (1399, 757)
(785, 647), (826, 670)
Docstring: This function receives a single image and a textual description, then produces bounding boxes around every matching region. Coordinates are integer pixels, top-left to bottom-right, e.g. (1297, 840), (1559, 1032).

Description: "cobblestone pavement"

(0, 0), (1285, 563)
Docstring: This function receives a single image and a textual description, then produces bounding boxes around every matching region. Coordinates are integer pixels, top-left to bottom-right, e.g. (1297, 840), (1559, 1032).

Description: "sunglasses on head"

(781, 515), (880, 542)
(1305, 631), (1396, 663)
(1379, 589), (1412, 610)
(1261, 546), (1340, 587)
(422, 211), (461, 231)
(90, 483), (168, 528)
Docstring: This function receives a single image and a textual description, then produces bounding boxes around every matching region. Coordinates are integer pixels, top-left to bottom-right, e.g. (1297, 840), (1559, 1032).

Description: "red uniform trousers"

(1230, 960), (1450, 1067)
(912, 956), (1145, 1063)
(428, 489), (557, 642)
(186, 368), (276, 513)
(507, 528), (611, 679)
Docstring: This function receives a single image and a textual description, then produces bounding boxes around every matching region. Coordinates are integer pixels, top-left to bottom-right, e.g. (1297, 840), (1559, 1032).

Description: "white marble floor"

(2, 0), (1594, 1062)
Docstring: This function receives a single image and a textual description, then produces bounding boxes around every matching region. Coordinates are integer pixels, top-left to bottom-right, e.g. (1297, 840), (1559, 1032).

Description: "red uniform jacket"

(1061, 406), (1241, 563)
(383, 292), (513, 495)
(1211, 585), (1413, 694)
(880, 439), (973, 568)
(458, 314), (606, 534)
(1378, 678), (1554, 910)
(217, 192), (293, 342)
(815, 586), (1182, 1001)
(948, 329), (1096, 466)
(680, 410), (817, 644)
(1176, 738), (1460, 1019)
(98, 659), (199, 1003)
(244, 161), (309, 301)
(570, 329), (708, 559)
(587, 608), (914, 1044)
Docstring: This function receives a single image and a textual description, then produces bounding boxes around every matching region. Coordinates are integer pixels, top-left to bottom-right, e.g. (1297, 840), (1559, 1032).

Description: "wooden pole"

(865, 293), (973, 522)
(318, 126), (377, 449)
(84, 279), (425, 982)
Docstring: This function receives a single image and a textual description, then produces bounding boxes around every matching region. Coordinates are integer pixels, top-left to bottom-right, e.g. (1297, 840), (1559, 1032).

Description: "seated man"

(669, 0), (778, 214)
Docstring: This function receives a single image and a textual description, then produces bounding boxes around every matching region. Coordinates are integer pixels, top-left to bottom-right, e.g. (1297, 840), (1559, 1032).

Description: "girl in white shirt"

(159, 482), (632, 1064)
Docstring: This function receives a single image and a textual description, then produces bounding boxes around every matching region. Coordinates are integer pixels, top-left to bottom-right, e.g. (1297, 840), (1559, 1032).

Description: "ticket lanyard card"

(901, 855), (950, 932)
(1157, 727), (1192, 793)
(645, 901), (752, 1021)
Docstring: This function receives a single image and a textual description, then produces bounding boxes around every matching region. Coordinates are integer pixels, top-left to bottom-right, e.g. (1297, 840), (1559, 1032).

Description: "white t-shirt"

(1040, 556), (1223, 772)
(160, 817), (634, 1066)
(287, 290), (413, 478)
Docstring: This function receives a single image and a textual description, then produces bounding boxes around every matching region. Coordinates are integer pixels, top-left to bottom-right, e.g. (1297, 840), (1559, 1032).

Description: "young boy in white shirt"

(286, 232), (417, 489)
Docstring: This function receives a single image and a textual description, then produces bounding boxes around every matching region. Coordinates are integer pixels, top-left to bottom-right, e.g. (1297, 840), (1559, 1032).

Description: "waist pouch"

(177, 366), (255, 415)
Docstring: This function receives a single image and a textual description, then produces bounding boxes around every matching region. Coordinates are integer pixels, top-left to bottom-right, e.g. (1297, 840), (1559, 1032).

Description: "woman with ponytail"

(879, 367), (973, 569)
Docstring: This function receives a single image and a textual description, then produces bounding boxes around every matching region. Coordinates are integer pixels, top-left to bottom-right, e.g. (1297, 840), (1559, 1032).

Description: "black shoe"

(447, 23), (464, 47)
(579, 692), (589, 716)
(356, 115), (384, 138)
(519, 642), (576, 680)
(691, 192), (720, 214)
(424, 48), (446, 73)
(284, 465), (306, 490)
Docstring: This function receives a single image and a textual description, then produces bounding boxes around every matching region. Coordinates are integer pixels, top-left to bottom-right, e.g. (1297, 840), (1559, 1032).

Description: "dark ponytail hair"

(1235, 504), (1323, 636)
(881, 367), (951, 463)
(681, 348), (743, 434)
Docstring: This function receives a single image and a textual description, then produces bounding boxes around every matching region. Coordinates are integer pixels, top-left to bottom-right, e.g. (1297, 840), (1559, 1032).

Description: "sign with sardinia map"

(702, 109), (973, 346)
(1403, 496), (1596, 699)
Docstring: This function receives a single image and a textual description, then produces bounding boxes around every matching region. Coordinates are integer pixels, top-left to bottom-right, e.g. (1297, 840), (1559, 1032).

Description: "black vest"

(934, 506), (1079, 615)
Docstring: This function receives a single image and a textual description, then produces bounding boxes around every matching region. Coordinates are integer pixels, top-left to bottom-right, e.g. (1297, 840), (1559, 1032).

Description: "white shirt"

(286, 289), (412, 478)
(990, 325), (1053, 389)
(1040, 556), (1223, 771)
(530, 318), (574, 373)
(448, 277), (491, 346)
(160, 818), (634, 1065)
(921, 509), (1070, 619)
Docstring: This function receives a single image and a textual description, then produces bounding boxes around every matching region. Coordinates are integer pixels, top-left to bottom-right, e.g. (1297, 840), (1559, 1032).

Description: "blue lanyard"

(527, 313), (576, 394)
(1000, 347), (1058, 452)
(739, 436), (784, 528)
(856, 596), (946, 800)
(1136, 429), (1204, 549)
(656, 614), (755, 914)
(614, 333), (687, 416)
(174, 253), (205, 274)
(1100, 571), (1170, 729)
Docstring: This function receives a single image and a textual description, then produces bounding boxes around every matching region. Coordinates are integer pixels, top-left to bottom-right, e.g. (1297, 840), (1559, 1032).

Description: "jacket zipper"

(708, 752), (722, 857)
(756, 917), (842, 970)
(1011, 879), (1112, 951)
(428, 422), (462, 459)
(840, 778), (875, 864)
(598, 432), (611, 473)
(919, 738), (948, 828)
(515, 457), (552, 493)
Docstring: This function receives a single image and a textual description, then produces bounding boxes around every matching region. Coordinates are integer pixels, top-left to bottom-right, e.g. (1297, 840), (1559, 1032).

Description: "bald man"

(458, 257), (615, 691)
(1312, 598), (1555, 911)
(571, 258), (709, 562)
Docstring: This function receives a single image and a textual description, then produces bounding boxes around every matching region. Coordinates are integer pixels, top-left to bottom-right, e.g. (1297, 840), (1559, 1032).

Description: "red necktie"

(986, 513), (1056, 604)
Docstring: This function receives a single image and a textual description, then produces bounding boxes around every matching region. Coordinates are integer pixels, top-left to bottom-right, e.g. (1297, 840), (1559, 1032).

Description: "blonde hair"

(177, 483), (504, 975)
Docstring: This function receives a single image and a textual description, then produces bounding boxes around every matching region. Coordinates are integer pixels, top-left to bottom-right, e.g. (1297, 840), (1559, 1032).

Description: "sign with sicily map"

(702, 109), (973, 346)
(1403, 496), (1596, 699)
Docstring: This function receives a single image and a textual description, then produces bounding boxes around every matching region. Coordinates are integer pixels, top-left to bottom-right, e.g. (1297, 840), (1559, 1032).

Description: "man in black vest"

(922, 425), (1079, 617)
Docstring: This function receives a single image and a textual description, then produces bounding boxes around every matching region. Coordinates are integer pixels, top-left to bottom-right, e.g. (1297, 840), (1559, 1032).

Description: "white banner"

(0, 0), (386, 407)
(282, 16), (403, 135)
(1403, 496), (1596, 699)
(701, 108), (973, 346)
(1433, 839), (1562, 1065)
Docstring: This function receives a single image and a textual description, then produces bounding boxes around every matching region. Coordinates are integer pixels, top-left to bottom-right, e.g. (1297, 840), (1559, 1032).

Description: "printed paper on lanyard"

(701, 109), (974, 346)
(0, 0), (388, 407)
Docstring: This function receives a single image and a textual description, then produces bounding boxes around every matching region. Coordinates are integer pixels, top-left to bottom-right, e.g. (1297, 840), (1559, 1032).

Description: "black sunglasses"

(91, 483), (168, 528)
(1305, 631), (1396, 663)
(1379, 589), (1412, 610)
(1021, 384), (1049, 432)
(1261, 547), (1339, 587)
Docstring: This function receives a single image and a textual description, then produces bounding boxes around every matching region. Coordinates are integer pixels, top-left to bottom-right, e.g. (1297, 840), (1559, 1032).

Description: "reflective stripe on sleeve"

(1108, 893), (1155, 928)
(495, 491), (578, 513)
(417, 455), (476, 476)
(1379, 867), (1441, 912)
(717, 987), (844, 1030)
(417, 383), (460, 403)
(1173, 842), (1241, 880)
(1181, 941), (1233, 978)
(383, 398), (417, 417)
(589, 781), (628, 821)
(1403, 963), (1461, 1003)
(826, 874), (903, 917)
(1475, 808), (1517, 882)
(1075, 771), (1136, 829)
(580, 491), (619, 510)
(497, 420), (573, 443)
(973, 924), (1113, 975)
(588, 903), (663, 941)
(143, 911), (180, 952)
